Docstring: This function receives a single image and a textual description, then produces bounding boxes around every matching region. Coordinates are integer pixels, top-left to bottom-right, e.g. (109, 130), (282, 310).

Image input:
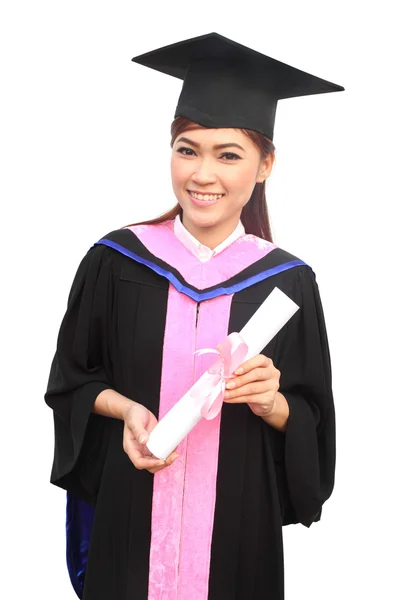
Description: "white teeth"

(190, 191), (223, 201)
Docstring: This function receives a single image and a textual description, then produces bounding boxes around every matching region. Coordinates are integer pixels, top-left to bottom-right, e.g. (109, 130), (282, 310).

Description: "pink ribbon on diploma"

(191, 332), (249, 420)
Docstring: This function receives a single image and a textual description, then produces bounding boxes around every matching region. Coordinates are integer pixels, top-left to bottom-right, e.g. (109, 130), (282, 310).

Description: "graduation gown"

(45, 220), (335, 600)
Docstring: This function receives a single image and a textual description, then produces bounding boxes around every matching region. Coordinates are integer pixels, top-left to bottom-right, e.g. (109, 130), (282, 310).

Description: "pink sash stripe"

(129, 221), (277, 599)
(176, 294), (233, 600)
(148, 285), (196, 600)
(148, 286), (232, 600)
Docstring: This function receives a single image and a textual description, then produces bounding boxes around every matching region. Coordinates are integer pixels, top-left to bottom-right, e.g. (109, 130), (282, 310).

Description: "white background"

(1, 1), (396, 598)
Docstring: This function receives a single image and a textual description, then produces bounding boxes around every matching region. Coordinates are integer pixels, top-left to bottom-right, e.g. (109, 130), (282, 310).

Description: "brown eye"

(177, 147), (196, 156)
(221, 153), (241, 160)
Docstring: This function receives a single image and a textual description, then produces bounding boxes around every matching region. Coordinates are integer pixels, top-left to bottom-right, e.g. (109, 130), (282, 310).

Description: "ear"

(256, 153), (275, 183)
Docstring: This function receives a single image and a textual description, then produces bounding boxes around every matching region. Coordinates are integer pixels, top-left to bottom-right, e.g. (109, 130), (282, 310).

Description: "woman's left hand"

(222, 352), (281, 418)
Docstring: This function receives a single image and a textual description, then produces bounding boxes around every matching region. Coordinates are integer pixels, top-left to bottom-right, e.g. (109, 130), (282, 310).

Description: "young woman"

(45, 33), (343, 600)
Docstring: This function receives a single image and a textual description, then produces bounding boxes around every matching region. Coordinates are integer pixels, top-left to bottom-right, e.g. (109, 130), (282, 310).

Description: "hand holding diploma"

(224, 352), (280, 414)
(122, 401), (179, 473)
(223, 352), (289, 432)
(147, 287), (300, 459)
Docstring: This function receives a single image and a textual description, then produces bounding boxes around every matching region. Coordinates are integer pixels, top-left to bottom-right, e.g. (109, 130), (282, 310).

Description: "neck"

(181, 215), (241, 249)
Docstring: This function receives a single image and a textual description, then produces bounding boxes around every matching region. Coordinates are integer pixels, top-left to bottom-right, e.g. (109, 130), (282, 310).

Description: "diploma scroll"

(146, 287), (299, 459)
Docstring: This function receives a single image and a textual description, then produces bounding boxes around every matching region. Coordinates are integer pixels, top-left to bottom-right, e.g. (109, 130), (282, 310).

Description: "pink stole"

(126, 221), (277, 599)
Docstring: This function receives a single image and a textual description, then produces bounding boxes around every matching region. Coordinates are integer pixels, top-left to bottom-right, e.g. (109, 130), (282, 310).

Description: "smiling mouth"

(188, 190), (225, 201)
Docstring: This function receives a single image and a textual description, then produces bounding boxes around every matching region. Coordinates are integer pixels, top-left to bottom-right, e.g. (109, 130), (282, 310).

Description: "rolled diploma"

(146, 286), (299, 459)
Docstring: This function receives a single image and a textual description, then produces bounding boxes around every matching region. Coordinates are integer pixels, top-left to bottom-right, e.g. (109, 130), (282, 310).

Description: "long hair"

(126, 116), (276, 241)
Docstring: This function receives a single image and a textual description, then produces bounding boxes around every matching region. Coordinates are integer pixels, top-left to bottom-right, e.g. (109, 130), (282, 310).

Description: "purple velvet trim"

(66, 492), (95, 599)
(94, 239), (306, 301)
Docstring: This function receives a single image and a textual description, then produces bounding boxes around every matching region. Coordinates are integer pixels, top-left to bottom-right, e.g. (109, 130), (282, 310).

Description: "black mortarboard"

(132, 32), (344, 141)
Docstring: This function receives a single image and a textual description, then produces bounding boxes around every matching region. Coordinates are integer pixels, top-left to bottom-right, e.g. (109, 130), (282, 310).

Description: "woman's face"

(170, 127), (273, 238)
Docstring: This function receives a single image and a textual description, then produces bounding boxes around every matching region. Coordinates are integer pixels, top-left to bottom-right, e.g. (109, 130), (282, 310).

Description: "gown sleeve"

(44, 244), (115, 505)
(271, 266), (336, 528)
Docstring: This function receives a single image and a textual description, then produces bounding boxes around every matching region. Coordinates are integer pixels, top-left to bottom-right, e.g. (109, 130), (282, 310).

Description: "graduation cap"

(131, 32), (344, 141)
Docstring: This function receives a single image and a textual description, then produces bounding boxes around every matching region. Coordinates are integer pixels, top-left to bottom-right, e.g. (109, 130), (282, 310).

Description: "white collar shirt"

(173, 214), (246, 263)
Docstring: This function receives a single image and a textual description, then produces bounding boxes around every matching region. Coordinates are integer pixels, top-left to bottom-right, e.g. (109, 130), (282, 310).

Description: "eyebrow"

(176, 136), (246, 152)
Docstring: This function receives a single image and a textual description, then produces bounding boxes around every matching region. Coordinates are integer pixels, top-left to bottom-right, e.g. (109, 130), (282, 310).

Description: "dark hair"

(126, 116), (276, 241)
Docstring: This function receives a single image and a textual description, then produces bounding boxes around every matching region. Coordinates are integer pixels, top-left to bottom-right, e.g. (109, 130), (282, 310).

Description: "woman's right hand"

(122, 401), (179, 474)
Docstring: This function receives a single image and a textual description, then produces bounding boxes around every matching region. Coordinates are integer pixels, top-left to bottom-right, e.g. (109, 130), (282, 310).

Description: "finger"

(145, 414), (161, 435)
(226, 367), (270, 390)
(234, 354), (272, 375)
(147, 452), (179, 473)
(147, 464), (169, 474)
(131, 455), (166, 471)
(127, 424), (150, 446)
(128, 424), (149, 446)
(224, 391), (276, 405)
(125, 442), (165, 469)
(225, 381), (273, 399)
(164, 452), (179, 466)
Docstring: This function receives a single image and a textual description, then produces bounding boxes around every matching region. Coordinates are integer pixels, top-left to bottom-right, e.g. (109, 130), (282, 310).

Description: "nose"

(191, 159), (217, 186)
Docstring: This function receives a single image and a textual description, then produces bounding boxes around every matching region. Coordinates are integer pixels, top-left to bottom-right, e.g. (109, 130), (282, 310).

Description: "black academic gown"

(45, 226), (335, 600)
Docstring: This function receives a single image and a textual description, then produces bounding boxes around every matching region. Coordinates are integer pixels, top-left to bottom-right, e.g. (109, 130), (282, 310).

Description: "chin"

(182, 207), (220, 229)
